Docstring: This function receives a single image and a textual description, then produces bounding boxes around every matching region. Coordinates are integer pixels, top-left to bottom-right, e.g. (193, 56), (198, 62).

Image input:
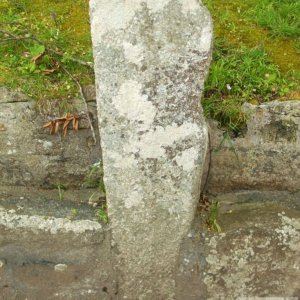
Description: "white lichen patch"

(275, 213), (300, 251)
(90, 1), (130, 41)
(90, 0), (171, 42)
(0, 208), (102, 234)
(112, 80), (156, 131)
(198, 23), (213, 52)
(40, 140), (53, 150)
(7, 149), (17, 155)
(123, 42), (145, 67)
(139, 123), (204, 159)
(146, 0), (172, 13)
(119, 122), (205, 160)
(125, 190), (144, 209)
(281, 215), (300, 230)
(181, 0), (200, 15)
(107, 151), (137, 169)
(175, 147), (199, 171)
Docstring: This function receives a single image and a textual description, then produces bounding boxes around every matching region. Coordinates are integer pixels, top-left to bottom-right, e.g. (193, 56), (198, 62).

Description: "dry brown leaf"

(43, 121), (55, 134)
(63, 119), (72, 130)
(74, 118), (79, 131)
(54, 120), (60, 134)
(43, 121), (53, 128)
(63, 125), (68, 137)
(43, 113), (81, 136)
(65, 112), (73, 120)
(31, 52), (45, 64)
(42, 69), (56, 75)
(63, 119), (72, 136)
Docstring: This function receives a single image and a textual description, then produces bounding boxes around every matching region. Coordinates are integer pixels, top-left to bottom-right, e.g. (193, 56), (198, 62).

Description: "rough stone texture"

(0, 198), (116, 300)
(0, 87), (101, 189)
(206, 100), (300, 193)
(207, 193), (300, 300)
(90, 1), (213, 298)
(1, 86), (299, 196)
(1, 190), (299, 299)
(177, 191), (300, 300)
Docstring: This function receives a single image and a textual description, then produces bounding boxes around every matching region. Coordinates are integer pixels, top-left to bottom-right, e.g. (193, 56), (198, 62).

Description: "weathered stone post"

(90, 1), (212, 298)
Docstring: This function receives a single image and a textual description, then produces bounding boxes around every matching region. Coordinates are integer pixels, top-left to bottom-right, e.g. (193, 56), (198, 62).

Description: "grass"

(1, 0), (299, 130)
(203, 39), (296, 130)
(207, 201), (221, 233)
(95, 205), (109, 224)
(83, 161), (108, 223)
(202, 0), (300, 130)
(83, 160), (106, 194)
(252, 0), (300, 38)
(0, 0), (93, 113)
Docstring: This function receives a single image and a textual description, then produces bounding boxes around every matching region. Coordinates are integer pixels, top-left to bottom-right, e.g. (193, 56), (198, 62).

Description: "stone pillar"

(90, 1), (212, 299)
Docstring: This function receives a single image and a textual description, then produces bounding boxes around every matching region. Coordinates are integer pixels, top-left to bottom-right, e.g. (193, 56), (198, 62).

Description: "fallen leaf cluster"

(43, 112), (80, 136)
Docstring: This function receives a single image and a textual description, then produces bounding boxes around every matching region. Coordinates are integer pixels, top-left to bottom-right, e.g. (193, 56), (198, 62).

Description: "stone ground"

(0, 187), (299, 299)
(177, 191), (300, 300)
(0, 186), (115, 300)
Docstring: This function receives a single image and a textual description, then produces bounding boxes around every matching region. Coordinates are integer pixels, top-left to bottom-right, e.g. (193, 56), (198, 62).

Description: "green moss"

(21, 0), (91, 49)
(203, 0), (300, 130)
(0, 0), (93, 113)
(1, 0), (299, 124)
(203, 0), (300, 74)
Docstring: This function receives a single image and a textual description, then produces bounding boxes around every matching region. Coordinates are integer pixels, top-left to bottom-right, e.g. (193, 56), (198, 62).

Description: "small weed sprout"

(66, 209), (78, 220)
(207, 201), (221, 233)
(83, 160), (105, 194)
(71, 209), (78, 216)
(84, 160), (108, 224)
(57, 183), (65, 201)
(95, 204), (108, 224)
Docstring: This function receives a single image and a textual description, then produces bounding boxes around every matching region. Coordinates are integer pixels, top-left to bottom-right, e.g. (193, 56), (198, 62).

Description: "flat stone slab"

(1, 190), (299, 299)
(206, 100), (300, 193)
(0, 87), (101, 189)
(0, 185), (103, 214)
(177, 191), (300, 299)
(0, 196), (115, 300)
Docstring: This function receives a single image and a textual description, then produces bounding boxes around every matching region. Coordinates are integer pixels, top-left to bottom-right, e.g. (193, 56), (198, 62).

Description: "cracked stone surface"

(1, 191), (299, 299)
(90, 0), (213, 298)
(176, 191), (300, 300)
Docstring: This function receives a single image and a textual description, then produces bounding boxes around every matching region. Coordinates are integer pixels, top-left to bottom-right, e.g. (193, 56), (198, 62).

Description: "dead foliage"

(43, 112), (80, 136)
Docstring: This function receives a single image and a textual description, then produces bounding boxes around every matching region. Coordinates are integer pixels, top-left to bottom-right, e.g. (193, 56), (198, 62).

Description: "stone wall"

(0, 87), (300, 193)
(0, 87), (100, 189)
(1, 86), (299, 194)
(205, 100), (300, 193)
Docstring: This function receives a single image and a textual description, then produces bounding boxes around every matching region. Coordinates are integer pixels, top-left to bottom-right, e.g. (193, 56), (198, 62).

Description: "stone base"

(0, 190), (115, 300)
(177, 190), (300, 299)
(205, 101), (300, 193)
(1, 189), (299, 299)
